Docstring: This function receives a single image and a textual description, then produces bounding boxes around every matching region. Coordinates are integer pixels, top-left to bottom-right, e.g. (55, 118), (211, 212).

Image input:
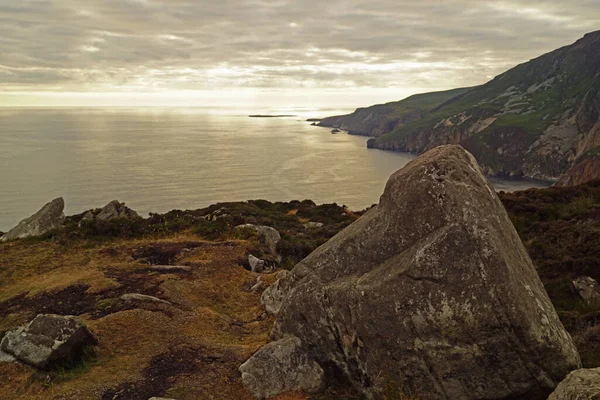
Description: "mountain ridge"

(320, 30), (600, 182)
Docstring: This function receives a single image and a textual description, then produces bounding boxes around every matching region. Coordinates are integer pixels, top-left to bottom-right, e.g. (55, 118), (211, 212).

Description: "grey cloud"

(0, 0), (599, 92)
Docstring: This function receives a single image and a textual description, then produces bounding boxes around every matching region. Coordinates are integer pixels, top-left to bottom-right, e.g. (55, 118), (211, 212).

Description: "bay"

(0, 107), (550, 231)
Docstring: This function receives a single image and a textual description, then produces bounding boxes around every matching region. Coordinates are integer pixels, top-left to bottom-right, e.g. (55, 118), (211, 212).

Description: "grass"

(499, 180), (600, 366)
(0, 199), (365, 400)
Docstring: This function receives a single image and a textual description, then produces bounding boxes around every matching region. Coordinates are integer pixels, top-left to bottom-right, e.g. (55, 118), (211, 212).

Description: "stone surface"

(148, 398), (177, 400)
(121, 293), (171, 305)
(246, 145), (581, 399)
(572, 277), (600, 305)
(150, 265), (192, 273)
(548, 368), (600, 399)
(239, 336), (324, 399)
(1, 198), (65, 242)
(556, 155), (600, 187)
(303, 222), (324, 229)
(248, 254), (266, 273)
(261, 270), (292, 316)
(78, 210), (95, 228)
(1, 314), (97, 369)
(96, 200), (139, 221)
(235, 224), (281, 256)
(0, 349), (16, 363)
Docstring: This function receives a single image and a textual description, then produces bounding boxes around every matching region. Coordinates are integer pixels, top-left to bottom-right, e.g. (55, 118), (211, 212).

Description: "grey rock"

(255, 145), (581, 399)
(121, 293), (171, 305)
(239, 336), (325, 399)
(548, 368), (600, 399)
(235, 224), (281, 256)
(1, 198), (65, 242)
(96, 200), (139, 221)
(303, 222), (324, 229)
(251, 281), (265, 292)
(78, 210), (94, 228)
(0, 349), (16, 363)
(1, 314), (97, 369)
(261, 270), (292, 316)
(572, 277), (600, 305)
(150, 265), (192, 273)
(249, 254), (266, 273)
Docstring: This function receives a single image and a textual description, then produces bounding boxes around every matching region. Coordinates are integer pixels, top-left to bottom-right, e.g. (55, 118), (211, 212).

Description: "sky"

(1, 0), (599, 109)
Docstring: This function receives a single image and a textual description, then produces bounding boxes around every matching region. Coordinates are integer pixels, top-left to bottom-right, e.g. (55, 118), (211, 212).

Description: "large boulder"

(242, 145), (580, 399)
(1, 314), (97, 369)
(1, 197), (65, 241)
(548, 368), (600, 399)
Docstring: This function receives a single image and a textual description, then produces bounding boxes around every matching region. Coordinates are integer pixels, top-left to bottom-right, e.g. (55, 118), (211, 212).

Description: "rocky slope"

(318, 87), (471, 137)
(555, 149), (600, 186)
(322, 31), (600, 181)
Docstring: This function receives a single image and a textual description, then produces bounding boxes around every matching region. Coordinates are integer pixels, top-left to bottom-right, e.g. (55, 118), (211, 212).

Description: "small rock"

(1, 198), (65, 242)
(239, 336), (325, 399)
(251, 281), (265, 292)
(150, 265), (192, 273)
(572, 277), (600, 304)
(78, 210), (94, 228)
(549, 368), (600, 399)
(235, 224), (281, 256)
(248, 254), (265, 273)
(303, 222), (324, 229)
(261, 270), (292, 315)
(0, 349), (16, 363)
(121, 293), (171, 305)
(1, 314), (97, 369)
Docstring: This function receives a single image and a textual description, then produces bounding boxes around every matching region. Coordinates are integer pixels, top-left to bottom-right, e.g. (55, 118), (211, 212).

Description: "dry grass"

(0, 232), (323, 400)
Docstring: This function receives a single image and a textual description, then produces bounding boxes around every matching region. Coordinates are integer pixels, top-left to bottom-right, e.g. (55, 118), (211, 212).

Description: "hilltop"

(320, 31), (600, 182)
(0, 179), (599, 398)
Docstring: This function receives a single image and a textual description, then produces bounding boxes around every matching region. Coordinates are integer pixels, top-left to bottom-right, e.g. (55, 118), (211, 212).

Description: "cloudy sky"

(1, 0), (599, 108)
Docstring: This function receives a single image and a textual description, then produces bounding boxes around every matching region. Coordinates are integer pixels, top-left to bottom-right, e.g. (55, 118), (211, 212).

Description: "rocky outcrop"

(96, 200), (139, 221)
(1, 197), (65, 242)
(78, 200), (140, 227)
(242, 145), (580, 399)
(555, 153), (600, 186)
(571, 277), (600, 305)
(1, 314), (97, 369)
(548, 368), (600, 399)
(239, 336), (325, 399)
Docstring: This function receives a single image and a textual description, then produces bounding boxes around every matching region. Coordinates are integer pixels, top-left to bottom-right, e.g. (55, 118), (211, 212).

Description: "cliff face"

(318, 87), (472, 137)
(324, 31), (600, 181)
(555, 150), (600, 186)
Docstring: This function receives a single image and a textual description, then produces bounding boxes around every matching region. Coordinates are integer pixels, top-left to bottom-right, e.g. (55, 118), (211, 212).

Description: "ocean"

(0, 107), (550, 231)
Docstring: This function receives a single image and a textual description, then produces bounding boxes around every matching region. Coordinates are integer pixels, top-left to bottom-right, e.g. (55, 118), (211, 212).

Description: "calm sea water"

(0, 107), (550, 231)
